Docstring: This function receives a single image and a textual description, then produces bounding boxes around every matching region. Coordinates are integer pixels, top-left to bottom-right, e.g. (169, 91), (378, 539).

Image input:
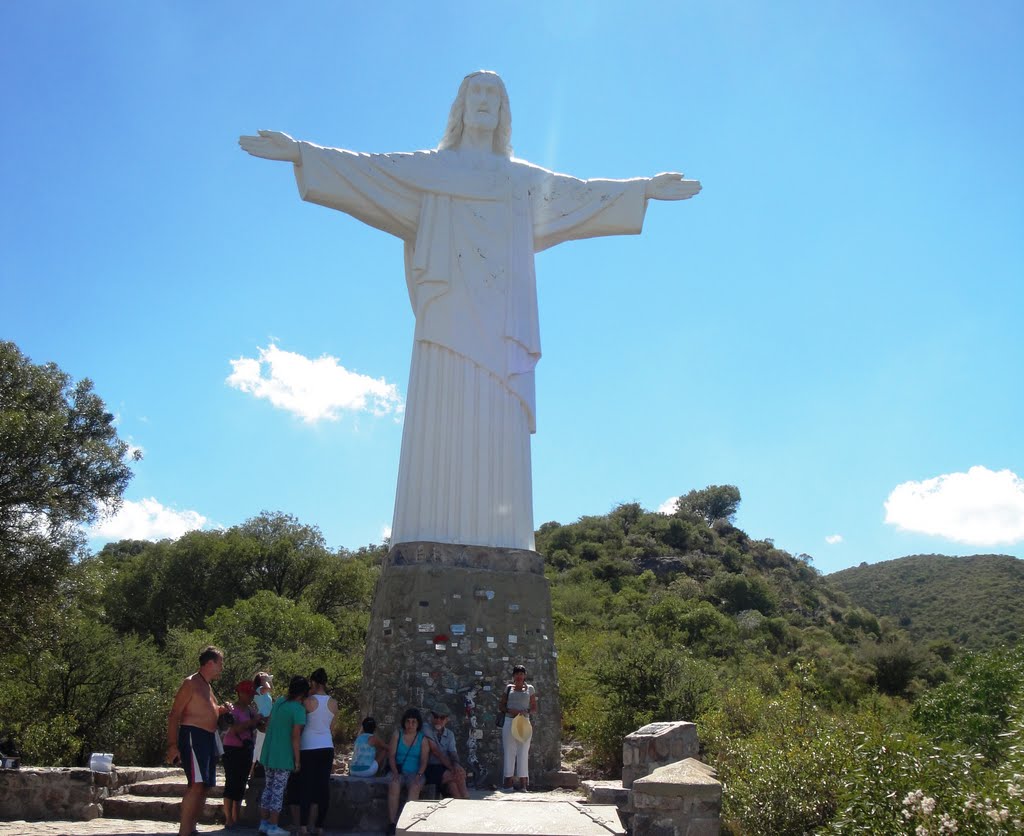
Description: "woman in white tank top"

(291, 668), (337, 836)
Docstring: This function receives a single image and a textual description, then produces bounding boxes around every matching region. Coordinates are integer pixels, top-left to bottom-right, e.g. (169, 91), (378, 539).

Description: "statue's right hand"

(238, 129), (300, 162)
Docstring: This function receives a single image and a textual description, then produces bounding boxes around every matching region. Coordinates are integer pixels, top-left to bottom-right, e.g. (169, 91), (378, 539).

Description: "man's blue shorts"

(179, 725), (218, 788)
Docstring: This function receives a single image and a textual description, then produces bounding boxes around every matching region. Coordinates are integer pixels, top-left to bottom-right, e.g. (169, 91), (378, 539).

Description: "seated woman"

(350, 716), (388, 777)
(386, 708), (429, 836)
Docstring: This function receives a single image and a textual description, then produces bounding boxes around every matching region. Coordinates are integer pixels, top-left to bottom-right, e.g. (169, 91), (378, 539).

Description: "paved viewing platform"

(1, 724), (718, 835)
(0, 787), (594, 836)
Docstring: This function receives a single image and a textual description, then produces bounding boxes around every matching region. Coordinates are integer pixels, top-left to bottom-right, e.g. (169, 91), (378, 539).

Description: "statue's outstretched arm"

(646, 172), (701, 201)
(238, 129), (301, 163)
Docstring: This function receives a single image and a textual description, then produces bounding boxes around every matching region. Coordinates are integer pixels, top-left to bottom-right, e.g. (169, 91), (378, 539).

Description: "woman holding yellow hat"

(498, 664), (537, 791)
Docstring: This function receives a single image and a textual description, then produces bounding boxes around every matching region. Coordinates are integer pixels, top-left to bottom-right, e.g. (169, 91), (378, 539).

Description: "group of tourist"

(166, 646), (538, 836)
(166, 648), (337, 836)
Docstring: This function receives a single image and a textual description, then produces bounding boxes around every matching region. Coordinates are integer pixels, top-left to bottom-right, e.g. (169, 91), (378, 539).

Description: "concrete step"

(581, 779), (630, 807)
(129, 776), (224, 798)
(103, 793), (223, 824)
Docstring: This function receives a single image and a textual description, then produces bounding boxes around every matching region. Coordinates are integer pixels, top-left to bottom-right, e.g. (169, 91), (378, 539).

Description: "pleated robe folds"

(294, 143), (648, 551)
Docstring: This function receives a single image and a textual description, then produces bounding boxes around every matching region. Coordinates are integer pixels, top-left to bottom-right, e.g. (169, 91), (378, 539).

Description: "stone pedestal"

(622, 721), (699, 789)
(361, 542), (561, 788)
(630, 759), (722, 836)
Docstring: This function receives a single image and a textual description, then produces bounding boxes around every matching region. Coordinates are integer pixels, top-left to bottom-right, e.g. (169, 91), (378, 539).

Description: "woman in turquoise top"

(386, 707), (429, 835)
(350, 716), (387, 777)
(257, 676), (309, 836)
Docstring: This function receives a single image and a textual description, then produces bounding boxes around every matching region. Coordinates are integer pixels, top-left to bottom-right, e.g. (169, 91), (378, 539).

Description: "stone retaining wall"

(0, 768), (103, 821)
(0, 767), (178, 822)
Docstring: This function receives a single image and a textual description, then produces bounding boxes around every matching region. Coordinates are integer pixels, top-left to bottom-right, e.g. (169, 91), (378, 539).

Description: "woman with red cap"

(221, 679), (261, 828)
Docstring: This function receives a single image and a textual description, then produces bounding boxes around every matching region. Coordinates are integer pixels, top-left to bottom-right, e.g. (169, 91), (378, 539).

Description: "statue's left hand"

(646, 172), (702, 201)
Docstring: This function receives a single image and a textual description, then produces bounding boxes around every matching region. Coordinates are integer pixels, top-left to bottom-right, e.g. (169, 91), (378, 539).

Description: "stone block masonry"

(630, 759), (722, 836)
(622, 722), (699, 789)
(0, 767), (176, 822)
(360, 542), (562, 787)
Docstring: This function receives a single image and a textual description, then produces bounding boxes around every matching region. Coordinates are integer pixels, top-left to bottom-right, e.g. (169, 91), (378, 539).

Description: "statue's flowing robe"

(294, 143), (648, 550)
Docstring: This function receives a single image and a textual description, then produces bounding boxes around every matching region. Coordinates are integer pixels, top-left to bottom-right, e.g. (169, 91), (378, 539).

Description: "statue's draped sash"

(294, 144), (647, 550)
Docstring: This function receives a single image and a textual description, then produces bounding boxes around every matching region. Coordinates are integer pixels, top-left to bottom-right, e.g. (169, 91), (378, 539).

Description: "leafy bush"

(568, 629), (715, 771)
(912, 645), (1024, 761)
(703, 690), (849, 835)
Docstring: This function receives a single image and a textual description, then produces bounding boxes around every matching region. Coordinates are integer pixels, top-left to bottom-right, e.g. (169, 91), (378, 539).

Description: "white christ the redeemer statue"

(240, 70), (700, 553)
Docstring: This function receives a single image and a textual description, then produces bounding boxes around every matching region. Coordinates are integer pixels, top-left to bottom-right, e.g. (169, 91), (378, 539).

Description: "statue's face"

(462, 75), (501, 133)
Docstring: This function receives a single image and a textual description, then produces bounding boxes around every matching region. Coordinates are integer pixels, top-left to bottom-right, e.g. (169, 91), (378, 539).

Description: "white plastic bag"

(89, 753), (114, 773)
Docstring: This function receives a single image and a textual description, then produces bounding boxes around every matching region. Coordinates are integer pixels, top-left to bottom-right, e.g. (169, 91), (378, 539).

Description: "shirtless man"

(166, 646), (232, 836)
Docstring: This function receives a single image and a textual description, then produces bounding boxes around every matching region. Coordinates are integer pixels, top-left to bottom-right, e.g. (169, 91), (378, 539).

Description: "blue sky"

(3, 1), (1022, 575)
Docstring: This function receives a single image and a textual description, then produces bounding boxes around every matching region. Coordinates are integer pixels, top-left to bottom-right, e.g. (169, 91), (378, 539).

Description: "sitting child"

(349, 716), (388, 777)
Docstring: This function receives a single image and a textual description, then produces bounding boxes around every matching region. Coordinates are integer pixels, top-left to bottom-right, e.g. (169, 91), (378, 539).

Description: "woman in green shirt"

(257, 676), (309, 836)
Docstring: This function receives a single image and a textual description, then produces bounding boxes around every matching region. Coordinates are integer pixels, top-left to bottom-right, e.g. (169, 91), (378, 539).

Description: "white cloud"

(825, 534), (843, 545)
(884, 466), (1024, 546)
(89, 498), (209, 542)
(657, 496), (679, 515)
(227, 344), (404, 423)
(381, 525), (392, 542)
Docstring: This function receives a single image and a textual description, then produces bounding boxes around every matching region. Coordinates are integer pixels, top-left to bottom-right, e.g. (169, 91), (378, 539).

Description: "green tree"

(0, 341), (138, 641)
(98, 513), (360, 644)
(0, 600), (171, 765)
(707, 571), (777, 616)
(675, 484), (741, 526)
(586, 630), (715, 770)
(857, 637), (924, 697)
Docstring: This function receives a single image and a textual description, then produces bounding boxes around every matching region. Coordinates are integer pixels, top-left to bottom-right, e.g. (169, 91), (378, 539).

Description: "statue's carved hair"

(438, 70), (513, 158)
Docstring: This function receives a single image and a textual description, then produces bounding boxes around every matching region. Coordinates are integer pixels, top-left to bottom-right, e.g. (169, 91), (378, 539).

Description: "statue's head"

(438, 70), (512, 157)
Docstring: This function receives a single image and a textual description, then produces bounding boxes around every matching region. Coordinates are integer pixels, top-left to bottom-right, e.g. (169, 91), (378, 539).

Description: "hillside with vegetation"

(2, 479), (1021, 832)
(828, 553), (1024, 649)
(538, 496), (1024, 833)
(6, 340), (1023, 833)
